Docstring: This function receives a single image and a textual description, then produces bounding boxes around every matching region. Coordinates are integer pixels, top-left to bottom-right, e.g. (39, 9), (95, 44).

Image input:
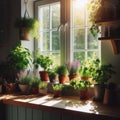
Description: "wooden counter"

(0, 94), (120, 120)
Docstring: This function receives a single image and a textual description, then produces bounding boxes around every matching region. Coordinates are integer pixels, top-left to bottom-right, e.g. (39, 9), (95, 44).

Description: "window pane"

(87, 51), (99, 58)
(88, 31), (98, 49)
(72, 0), (85, 26)
(52, 4), (60, 29)
(41, 6), (49, 30)
(74, 29), (85, 49)
(43, 32), (50, 51)
(52, 31), (60, 50)
(51, 53), (60, 65)
(74, 52), (85, 61)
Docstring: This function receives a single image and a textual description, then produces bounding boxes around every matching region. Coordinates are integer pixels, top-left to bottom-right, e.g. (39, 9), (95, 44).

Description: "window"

(34, 0), (100, 65)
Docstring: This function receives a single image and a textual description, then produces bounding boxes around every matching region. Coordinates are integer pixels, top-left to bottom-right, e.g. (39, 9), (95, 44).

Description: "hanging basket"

(19, 27), (30, 40)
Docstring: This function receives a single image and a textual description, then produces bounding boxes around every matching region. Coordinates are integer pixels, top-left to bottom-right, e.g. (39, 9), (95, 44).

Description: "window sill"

(0, 94), (120, 119)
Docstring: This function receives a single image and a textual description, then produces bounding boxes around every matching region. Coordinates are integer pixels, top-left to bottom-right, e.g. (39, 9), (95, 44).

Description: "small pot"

(59, 75), (69, 84)
(19, 84), (29, 93)
(53, 90), (61, 98)
(39, 71), (49, 82)
(80, 89), (89, 100)
(38, 88), (47, 95)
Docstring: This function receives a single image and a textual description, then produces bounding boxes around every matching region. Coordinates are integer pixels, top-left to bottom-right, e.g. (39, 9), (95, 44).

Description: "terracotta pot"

(80, 89), (89, 100)
(38, 88), (47, 95)
(19, 28), (30, 40)
(59, 75), (69, 84)
(5, 83), (15, 94)
(53, 90), (61, 98)
(39, 71), (49, 82)
(80, 76), (92, 81)
(69, 74), (80, 80)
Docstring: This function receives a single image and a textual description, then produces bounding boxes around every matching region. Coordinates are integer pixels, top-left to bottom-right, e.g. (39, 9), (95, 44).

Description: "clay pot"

(59, 75), (69, 84)
(39, 71), (49, 82)
(80, 89), (89, 100)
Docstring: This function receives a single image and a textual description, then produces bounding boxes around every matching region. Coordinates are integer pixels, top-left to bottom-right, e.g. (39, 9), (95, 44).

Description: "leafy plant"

(18, 75), (32, 85)
(67, 60), (80, 76)
(15, 17), (40, 40)
(7, 44), (32, 71)
(33, 54), (53, 71)
(92, 63), (115, 84)
(87, 0), (102, 36)
(70, 78), (90, 91)
(52, 84), (63, 91)
(56, 65), (69, 76)
(30, 77), (40, 88)
(80, 57), (100, 78)
(38, 82), (48, 89)
(70, 78), (80, 90)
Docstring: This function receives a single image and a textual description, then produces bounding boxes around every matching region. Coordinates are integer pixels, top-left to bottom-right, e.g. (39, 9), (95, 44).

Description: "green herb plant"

(7, 44), (32, 71)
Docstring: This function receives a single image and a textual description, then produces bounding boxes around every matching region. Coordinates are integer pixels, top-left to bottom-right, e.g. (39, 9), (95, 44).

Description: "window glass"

(38, 2), (60, 65)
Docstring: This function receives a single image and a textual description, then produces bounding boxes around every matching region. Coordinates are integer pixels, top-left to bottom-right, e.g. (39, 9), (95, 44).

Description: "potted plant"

(15, 17), (40, 40)
(38, 81), (48, 95)
(66, 60), (80, 80)
(56, 65), (69, 84)
(92, 63), (115, 102)
(30, 77), (40, 94)
(48, 67), (58, 83)
(18, 75), (31, 93)
(70, 78), (90, 100)
(33, 54), (53, 82)
(80, 57), (100, 82)
(7, 44), (32, 72)
(52, 84), (63, 98)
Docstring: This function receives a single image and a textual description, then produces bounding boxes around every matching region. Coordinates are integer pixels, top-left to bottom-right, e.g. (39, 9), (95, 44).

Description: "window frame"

(34, 0), (101, 65)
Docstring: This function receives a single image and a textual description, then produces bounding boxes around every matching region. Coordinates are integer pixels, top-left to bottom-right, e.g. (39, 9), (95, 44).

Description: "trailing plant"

(87, 0), (102, 36)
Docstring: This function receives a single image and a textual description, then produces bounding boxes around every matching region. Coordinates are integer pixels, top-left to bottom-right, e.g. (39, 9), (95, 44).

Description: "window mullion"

(50, 5), (52, 54)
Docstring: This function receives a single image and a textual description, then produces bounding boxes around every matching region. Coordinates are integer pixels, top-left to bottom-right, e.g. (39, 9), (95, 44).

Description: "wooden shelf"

(96, 19), (120, 54)
(98, 37), (120, 40)
(96, 19), (120, 26)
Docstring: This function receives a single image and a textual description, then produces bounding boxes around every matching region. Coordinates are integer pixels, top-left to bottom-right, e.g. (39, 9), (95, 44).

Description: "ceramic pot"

(19, 84), (29, 93)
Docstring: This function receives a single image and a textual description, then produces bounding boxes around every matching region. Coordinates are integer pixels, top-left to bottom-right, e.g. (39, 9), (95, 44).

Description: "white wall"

(21, 0), (35, 52)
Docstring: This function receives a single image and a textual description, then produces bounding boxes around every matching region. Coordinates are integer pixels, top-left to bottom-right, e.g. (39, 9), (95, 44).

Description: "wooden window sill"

(0, 94), (120, 119)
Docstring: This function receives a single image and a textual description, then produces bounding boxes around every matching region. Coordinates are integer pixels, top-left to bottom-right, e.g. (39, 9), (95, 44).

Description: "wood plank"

(26, 108), (32, 120)
(18, 106), (26, 120)
(33, 109), (42, 120)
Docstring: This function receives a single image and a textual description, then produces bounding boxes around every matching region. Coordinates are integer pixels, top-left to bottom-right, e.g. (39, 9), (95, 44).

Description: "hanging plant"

(15, 0), (40, 40)
(87, 0), (102, 37)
